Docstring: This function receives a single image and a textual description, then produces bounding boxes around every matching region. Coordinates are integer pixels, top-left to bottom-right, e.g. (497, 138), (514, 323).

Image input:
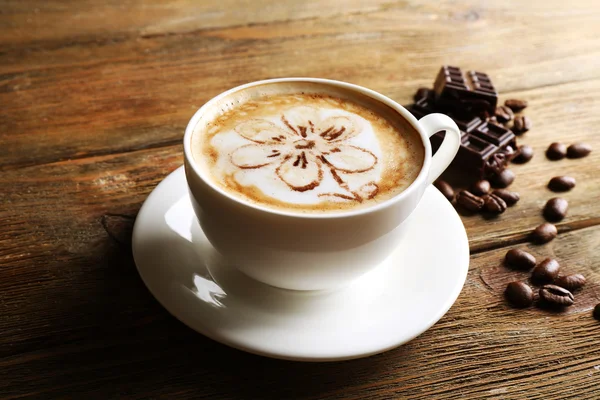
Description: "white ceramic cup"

(183, 78), (460, 291)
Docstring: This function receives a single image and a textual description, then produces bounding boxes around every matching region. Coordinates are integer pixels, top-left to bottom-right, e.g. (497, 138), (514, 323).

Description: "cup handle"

(418, 113), (461, 185)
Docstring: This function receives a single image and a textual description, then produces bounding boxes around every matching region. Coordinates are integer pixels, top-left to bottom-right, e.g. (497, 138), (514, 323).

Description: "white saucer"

(132, 167), (469, 362)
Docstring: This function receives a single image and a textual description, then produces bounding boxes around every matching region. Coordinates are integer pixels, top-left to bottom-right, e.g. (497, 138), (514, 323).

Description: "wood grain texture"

(2, 216), (600, 399)
(2, 0), (600, 169)
(2, 0), (600, 398)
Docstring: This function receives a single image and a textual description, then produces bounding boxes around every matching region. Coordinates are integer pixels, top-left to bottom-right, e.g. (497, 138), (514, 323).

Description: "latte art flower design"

(230, 106), (379, 202)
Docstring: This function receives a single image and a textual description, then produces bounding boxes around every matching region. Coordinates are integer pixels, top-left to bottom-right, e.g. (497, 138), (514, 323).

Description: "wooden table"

(2, 1), (600, 398)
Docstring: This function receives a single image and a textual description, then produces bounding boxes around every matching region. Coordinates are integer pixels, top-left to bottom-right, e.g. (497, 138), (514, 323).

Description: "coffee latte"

(191, 82), (424, 213)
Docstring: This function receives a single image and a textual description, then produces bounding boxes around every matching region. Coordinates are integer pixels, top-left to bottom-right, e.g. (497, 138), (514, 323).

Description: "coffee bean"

(455, 190), (484, 212)
(548, 176), (576, 192)
(531, 223), (558, 244)
(471, 180), (491, 196)
(434, 180), (455, 202)
(543, 197), (568, 222)
(512, 145), (533, 164)
(492, 189), (520, 206)
(554, 274), (586, 291)
(594, 304), (600, 321)
(504, 99), (528, 112)
(414, 87), (432, 102)
(505, 281), (534, 308)
(532, 258), (561, 283)
(495, 105), (514, 123)
(539, 284), (574, 307)
(505, 249), (536, 270)
(566, 142), (592, 159)
(513, 115), (531, 134)
(546, 142), (567, 160)
(491, 169), (515, 188)
(482, 193), (507, 214)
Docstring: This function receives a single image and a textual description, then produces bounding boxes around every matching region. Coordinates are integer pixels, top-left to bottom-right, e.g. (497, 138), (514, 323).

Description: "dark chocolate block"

(429, 123), (516, 178)
(406, 103), (516, 179)
(412, 97), (483, 133)
(433, 66), (498, 117)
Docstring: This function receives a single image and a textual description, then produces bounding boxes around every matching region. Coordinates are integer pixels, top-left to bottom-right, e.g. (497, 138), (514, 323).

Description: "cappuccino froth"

(192, 84), (424, 213)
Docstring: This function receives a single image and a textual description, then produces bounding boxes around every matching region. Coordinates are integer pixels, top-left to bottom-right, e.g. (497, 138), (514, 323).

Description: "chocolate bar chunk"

(433, 66), (498, 117)
(406, 103), (516, 179)
(430, 122), (516, 178)
(411, 97), (483, 133)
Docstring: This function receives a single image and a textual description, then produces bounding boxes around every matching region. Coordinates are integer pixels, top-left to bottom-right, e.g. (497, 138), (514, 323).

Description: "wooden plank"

(2, 1), (600, 169)
(2, 214), (599, 398)
(0, 0), (391, 48)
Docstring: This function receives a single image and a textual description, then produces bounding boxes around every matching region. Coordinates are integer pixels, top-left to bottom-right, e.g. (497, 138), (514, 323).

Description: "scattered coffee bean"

(531, 223), (558, 244)
(566, 142), (592, 159)
(594, 304), (600, 321)
(505, 281), (534, 308)
(554, 274), (586, 291)
(471, 180), (491, 196)
(434, 180), (455, 202)
(505, 249), (536, 270)
(495, 105), (514, 123)
(483, 193), (507, 214)
(548, 176), (576, 192)
(543, 198), (568, 222)
(512, 115), (531, 134)
(504, 99), (528, 112)
(491, 169), (515, 188)
(512, 145), (534, 164)
(492, 189), (520, 206)
(532, 258), (561, 283)
(546, 142), (567, 160)
(414, 87), (432, 102)
(539, 284), (574, 307)
(455, 190), (484, 212)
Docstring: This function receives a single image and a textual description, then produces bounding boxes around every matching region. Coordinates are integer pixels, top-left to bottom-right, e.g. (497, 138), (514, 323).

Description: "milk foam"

(209, 107), (383, 205)
(193, 91), (423, 212)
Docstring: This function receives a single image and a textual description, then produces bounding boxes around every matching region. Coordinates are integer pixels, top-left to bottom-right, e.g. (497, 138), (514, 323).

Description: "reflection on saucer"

(192, 274), (226, 308)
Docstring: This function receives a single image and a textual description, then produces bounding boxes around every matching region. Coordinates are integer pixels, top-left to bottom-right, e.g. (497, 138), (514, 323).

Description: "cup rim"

(183, 77), (432, 219)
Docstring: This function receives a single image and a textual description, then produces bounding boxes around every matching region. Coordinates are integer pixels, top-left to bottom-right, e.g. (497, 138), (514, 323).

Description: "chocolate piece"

(504, 99), (528, 112)
(411, 97), (483, 133)
(513, 145), (533, 164)
(414, 87), (433, 102)
(433, 66), (498, 117)
(427, 121), (516, 179)
(531, 223), (557, 244)
(407, 79), (514, 180)
(492, 189), (520, 206)
(546, 143), (567, 160)
(566, 143), (592, 158)
(548, 176), (576, 192)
